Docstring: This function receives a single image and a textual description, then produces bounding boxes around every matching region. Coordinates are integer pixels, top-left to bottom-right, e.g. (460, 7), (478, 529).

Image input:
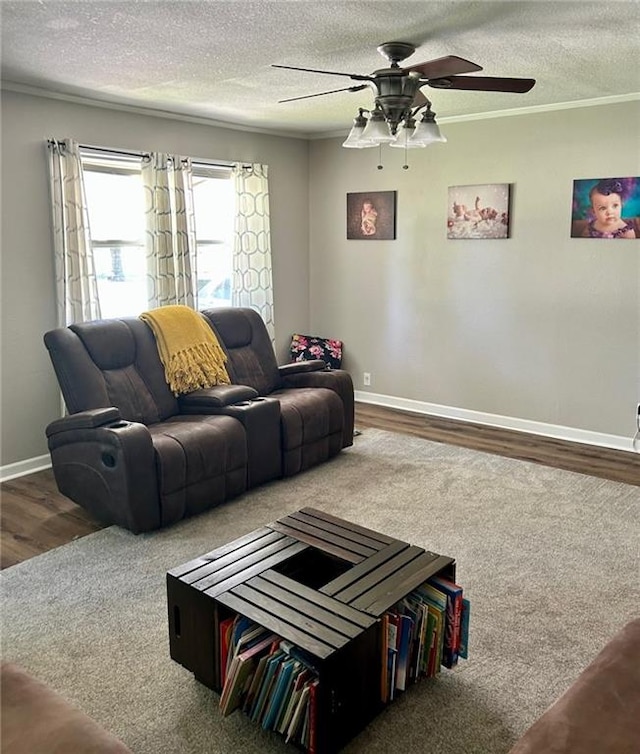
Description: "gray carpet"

(2, 428), (639, 754)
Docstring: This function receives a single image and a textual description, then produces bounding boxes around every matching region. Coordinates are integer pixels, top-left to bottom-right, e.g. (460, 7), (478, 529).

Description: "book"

(219, 651), (257, 716)
(219, 631), (278, 716)
(243, 651), (271, 716)
(388, 647), (397, 701)
(416, 583), (446, 671)
(250, 648), (284, 723)
(428, 575), (464, 667)
(223, 615), (253, 680)
(380, 613), (389, 703)
(307, 678), (319, 754)
(218, 616), (235, 686)
(417, 603), (432, 676)
(399, 596), (421, 685)
(395, 613), (414, 691)
(233, 622), (272, 659)
(273, 663), (297, 733)
(285, 682), (311, 745)
(413, 602), (429, 679)
(386, 612), (401, 700)
(423, 602), (442, 676)
(459, 597), (471, 659)
(277, 666), (311, 735)
(279, 640), (322, 675)
(261, 657), (297, 730)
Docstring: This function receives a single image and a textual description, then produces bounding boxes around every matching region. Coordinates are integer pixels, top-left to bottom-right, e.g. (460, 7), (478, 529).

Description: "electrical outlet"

(363, 372), (371, 387)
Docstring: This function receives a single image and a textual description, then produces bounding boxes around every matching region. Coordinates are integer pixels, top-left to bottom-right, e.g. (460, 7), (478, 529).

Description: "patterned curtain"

(142, 153), (197, 309)
(232, 163), (275, 342)
(46, 138), (101, 326)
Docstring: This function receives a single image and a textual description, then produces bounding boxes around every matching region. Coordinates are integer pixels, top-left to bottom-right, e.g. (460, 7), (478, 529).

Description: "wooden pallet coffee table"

(167, 507), (456, 753)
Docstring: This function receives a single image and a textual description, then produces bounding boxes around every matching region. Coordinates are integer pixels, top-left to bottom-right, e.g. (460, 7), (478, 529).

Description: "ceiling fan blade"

(412, 89), (429, 107)
(428, 75), (536, 93)
(272, 64), (372, 82)
(278, 84), (369, 103)
(403, 55), (483, 79)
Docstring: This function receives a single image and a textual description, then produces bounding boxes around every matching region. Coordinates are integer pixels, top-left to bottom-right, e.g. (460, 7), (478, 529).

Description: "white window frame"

(79, 150), (235, 317)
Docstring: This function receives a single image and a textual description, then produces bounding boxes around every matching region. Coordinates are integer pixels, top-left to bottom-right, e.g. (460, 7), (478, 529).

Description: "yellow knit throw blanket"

(140, 305), (230, 395)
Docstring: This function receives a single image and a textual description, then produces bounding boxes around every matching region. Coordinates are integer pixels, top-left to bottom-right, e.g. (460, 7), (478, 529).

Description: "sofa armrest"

(279, 360), (327, 377)
(46, 408), (122, 437)
(280, 368), (355, 448)
(508, 617), (640, 754)
(46, 418), (160, 533)
(177, 384), (258, 413)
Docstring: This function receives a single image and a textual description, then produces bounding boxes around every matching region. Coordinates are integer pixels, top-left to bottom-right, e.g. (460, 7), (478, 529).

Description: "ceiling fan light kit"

(360, 108), (396, 144)
(344, 103), (447, 150)
(275, 41), (535, 166)
(410, 107), (447, 145)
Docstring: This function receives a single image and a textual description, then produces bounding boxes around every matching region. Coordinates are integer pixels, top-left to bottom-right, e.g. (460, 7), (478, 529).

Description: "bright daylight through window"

(81, 153), (234, 318)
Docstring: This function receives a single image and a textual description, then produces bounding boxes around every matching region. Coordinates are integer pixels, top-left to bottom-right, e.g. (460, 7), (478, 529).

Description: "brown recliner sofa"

(202, 307), (354, 476)
(43, 308), (354, 534)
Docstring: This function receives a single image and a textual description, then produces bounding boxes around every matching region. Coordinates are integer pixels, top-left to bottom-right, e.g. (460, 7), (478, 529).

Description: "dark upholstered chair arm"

(177, 384), (258, 413)
(46, 408), (122, 437)
(280, 368), (355, 448)
(278, 360), (327, 376)
(46, 419), (161, 533)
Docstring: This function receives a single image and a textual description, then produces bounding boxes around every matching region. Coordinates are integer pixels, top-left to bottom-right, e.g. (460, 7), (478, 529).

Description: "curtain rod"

(50, 139), (253, 170)
(78, 143), (241, 169)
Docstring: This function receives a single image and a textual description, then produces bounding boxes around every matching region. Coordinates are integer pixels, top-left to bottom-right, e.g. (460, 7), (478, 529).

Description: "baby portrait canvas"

(447, 183), (511, 239)
(346, 191), (396, 240)
(570, 177), (639, 239)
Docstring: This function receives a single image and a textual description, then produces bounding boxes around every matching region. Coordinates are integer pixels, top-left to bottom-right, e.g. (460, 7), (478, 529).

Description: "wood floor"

(2, 402), (638, 570)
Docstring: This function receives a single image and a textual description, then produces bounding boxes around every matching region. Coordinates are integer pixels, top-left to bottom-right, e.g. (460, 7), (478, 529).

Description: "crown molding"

(0, 81), (309, 140)
(3, 80), (638, 142)
(438, 92), (640, 124)
(309, 92), (640, 139)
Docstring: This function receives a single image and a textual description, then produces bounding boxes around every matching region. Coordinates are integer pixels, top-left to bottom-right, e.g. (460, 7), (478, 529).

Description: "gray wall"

(0, 90), (310, 467)
(309, 101), (640, 440)
(2, 91), (639, 470)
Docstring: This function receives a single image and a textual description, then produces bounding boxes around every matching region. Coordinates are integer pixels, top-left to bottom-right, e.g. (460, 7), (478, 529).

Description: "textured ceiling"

(1, 1), (639, 137)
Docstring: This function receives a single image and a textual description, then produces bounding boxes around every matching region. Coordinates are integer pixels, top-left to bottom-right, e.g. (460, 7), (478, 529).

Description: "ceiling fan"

(273, 42), (536, 144)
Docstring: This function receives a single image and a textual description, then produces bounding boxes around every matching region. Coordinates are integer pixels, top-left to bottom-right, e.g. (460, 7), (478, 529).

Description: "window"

(80, 151), (234, 318)
(82, 157), (147, 318)
(192, 165), (234, 310)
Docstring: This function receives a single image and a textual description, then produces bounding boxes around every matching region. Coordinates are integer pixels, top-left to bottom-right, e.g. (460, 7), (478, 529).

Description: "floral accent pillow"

(290, 334), (343, 370)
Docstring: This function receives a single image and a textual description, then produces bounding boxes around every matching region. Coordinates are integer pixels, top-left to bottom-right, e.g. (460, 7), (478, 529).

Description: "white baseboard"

(1, 397), (635, 482)
(354, 390), (636, 453)
(1, 455), (51, 483)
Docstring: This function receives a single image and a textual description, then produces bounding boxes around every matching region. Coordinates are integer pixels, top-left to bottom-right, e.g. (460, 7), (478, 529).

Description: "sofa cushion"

(202, 308), (281, 396)
(148, 414), (247, 525)
(47, 318), (179, 423)
(273, 387), (344, 475)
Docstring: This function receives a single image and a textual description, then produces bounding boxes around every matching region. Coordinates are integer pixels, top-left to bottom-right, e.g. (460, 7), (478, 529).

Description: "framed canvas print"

(447, 183), (511, 239)
(347, 191), (396, 240)
(570, 177), (639, 239)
